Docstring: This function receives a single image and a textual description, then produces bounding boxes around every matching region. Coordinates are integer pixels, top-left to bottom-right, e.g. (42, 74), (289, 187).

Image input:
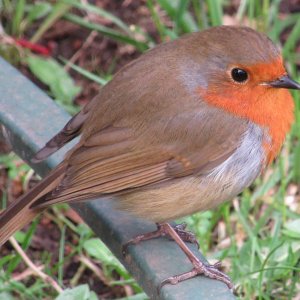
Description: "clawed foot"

(122, 222), (233, 290)
(172, 223), (199, 248)
(161, 260), (233, 289)
(122, 222), (198, 255)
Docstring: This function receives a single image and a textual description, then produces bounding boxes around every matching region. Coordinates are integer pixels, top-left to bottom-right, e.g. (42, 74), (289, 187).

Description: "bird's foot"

(123, 222), (233, 290)
(122, 222), (198, 255)
(172, 222), (199, 248)
(160, 260), (233, 289)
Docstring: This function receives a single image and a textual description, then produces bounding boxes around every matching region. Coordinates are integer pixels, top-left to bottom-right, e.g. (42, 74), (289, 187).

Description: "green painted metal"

(0, 57), (236, 300)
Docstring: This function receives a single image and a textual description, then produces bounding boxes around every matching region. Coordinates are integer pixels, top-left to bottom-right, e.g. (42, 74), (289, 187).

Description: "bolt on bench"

(0, 57), (235, 300)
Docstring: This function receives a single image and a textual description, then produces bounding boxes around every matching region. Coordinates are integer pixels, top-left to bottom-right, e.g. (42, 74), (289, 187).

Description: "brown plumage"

(0, 26), (298, 251)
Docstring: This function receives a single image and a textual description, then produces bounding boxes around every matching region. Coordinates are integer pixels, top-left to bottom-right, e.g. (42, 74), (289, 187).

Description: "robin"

(1, 26), (299, 288)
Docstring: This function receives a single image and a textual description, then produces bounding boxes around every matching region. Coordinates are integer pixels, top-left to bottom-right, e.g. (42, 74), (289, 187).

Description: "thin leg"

(123, 222), (233, 289)
(160, 223), (233, 289)
(122, 224), (166, 255)
(172, 223), (199, 248)
(122, 222), (198, 255)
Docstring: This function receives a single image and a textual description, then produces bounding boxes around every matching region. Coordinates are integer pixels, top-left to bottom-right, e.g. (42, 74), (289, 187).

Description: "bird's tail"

(0, 164), (66, 246)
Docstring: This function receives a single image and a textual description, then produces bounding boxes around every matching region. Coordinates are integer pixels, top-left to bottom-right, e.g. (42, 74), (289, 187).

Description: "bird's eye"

(231, 68), (248, 83)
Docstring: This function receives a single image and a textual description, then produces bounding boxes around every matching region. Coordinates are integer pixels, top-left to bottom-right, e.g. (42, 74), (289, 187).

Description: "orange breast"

(199, 81), (294, 165)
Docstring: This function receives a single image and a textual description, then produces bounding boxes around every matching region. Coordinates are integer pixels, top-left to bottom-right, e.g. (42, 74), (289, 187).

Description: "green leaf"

(12, 0), (25, 36)
(30, 2), (72, 43)
(272, 241), (300, 262)
(13, 231), (26, 244)
(26, 3), (52, 23)
(55, 285), (98, 300)
(27, 56), (80, 114)
(64, 0), (132, 34)
(206, 0), (223, 26)
(157, 0), (198, 33)
(283, 219), (300, 238)
(283, 17), (300, 57)
(83, 238), (127, 275)
(0, 292), (15, 300)
(64, 13), (149, 52)
(60, 58), (108, 86)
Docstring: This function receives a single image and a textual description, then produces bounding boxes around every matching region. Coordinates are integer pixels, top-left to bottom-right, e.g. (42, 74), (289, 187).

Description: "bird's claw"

(172, 223), (200, 249)
(122, 222), (199, 256)
(122, 222), (233, 293)
(159, 261), (233, 292)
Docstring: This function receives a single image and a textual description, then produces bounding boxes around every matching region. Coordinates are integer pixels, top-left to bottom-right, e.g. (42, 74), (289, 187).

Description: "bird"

(0, 25), (299, 289)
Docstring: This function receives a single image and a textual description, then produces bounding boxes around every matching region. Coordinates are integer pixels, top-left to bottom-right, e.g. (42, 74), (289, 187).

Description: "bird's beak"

(268, 75), (300, 90)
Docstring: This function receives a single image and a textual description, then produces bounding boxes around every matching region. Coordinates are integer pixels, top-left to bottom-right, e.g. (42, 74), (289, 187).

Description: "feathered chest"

(207, 122), (266, 194)
(199, 83), (294, 165)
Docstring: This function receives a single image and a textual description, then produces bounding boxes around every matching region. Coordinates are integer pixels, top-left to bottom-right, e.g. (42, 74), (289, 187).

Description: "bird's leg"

(159, 223), (233, 289)
(123, 222), (233, 289)
(122, 222), (198, 254)
(171, 222), (199, 248)
(122, 223), (166, 254)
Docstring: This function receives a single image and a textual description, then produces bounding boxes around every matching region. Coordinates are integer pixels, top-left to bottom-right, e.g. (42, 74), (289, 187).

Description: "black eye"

(231, 68), (248, 83)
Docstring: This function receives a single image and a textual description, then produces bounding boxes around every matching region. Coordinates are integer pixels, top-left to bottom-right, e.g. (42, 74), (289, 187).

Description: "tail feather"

(0, 164), (66, 246)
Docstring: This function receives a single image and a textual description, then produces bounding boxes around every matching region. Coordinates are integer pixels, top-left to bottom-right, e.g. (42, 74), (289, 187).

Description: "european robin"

(1, 26), (300, 289)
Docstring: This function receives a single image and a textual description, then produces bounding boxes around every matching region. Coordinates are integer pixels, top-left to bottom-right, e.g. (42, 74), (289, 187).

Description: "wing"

(31, 40), (249, 208)
(32, 100), (94, 162)
(32, 111), (247, 208)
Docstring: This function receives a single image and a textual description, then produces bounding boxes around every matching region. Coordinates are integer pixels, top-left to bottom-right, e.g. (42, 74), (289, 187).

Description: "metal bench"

(0, 57), (235, 300)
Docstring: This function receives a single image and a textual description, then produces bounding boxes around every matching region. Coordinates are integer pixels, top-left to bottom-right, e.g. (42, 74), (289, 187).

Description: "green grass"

(0, 0), (300, 299)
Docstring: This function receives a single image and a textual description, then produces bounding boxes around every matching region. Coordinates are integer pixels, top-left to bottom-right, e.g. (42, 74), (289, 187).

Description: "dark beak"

(268, 75), (300, 90)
